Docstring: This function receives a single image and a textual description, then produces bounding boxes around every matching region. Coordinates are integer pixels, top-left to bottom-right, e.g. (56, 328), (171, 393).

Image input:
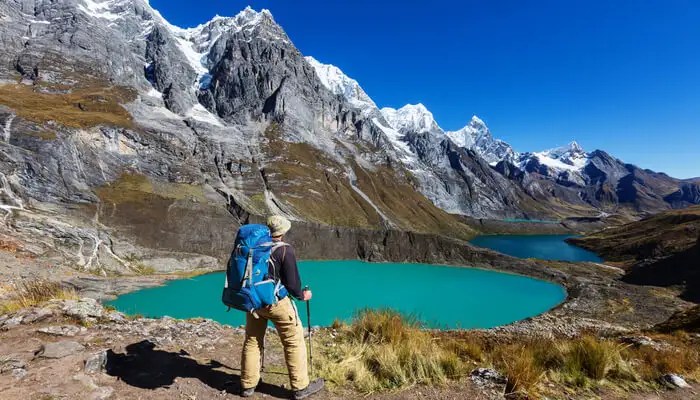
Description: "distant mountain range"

(0, 1), (698, 271)
(303, 53), (699, 218)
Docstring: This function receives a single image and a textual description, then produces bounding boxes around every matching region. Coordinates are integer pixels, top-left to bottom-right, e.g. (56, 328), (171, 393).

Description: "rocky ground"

(1, 297), (698, 400)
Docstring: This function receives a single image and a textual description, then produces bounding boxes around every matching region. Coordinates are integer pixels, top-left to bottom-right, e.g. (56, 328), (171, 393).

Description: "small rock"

(84, 350), (108, 374)
(0, 357), (27, 374)
(11, 368), (27, 380)
(37, 325), (86, 337)
(621, 335), (668, 350)
(470, 368), (506, 386)
(659, 373), (691, 389)
(36, 341), (85, 359)
(105, 311), (126, 323)
(1, 316), (24, 330)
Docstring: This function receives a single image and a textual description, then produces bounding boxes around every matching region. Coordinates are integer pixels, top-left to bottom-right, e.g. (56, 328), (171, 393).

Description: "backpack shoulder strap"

(268, 242), (289, 281)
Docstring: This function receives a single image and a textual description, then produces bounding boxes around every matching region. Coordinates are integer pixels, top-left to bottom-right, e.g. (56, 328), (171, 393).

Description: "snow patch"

(79, 0), (123, 21)
(371, 118), (416, 164)
(187, 104), (224, 127)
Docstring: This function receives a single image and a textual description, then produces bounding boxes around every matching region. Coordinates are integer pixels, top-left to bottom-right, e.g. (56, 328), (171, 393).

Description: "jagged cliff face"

(0, 1), (481, 275)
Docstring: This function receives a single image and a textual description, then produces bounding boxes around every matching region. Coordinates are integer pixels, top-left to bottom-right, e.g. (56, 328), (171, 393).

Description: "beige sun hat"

(267, 215), (291, 237)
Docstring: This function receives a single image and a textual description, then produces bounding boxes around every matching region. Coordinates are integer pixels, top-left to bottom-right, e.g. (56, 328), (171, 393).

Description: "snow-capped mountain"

(380, 104), (441, 134)
(304, 56), (376, 109)
(306, 59), (530, 217)
(303, 56), (699, 216)
(525, 141), (589, 171)
(446, 116), (517, 165)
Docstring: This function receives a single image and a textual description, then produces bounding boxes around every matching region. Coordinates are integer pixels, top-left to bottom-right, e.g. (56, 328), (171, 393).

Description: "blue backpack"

(222, 224), (289, 314)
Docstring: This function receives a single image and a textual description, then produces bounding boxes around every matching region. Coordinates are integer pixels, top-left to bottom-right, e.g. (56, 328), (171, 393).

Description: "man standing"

(240, 215), (324, 399)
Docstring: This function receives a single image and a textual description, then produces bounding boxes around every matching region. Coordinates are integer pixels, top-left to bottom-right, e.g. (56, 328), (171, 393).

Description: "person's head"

(266, 215), (291, 240)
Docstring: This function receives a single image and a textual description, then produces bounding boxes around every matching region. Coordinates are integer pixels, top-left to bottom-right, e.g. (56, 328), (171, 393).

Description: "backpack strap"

(242, 248), (254, 287)
(268, 242), (289, 299)
(268, 242), (289, 280)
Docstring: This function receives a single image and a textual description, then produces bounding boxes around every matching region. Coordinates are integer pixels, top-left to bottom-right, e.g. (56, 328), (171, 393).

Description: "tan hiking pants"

(241, 296), (309, 391)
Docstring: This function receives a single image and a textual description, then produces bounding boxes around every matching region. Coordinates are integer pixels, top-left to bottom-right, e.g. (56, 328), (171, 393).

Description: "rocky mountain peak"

(445, 116), (517, 165)
(543, 141), (586, 159)
(380, 104), (441, 133)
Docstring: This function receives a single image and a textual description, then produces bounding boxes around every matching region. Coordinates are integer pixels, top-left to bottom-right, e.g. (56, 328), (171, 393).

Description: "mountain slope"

(570, 206), (700, 302)
(0, 0), (482, 275)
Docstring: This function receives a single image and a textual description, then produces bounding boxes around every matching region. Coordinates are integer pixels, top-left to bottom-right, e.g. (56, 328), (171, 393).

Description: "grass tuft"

(0, 280), (78, 314)
(317, 309), (464, 393)
(500, 346), (544, 398)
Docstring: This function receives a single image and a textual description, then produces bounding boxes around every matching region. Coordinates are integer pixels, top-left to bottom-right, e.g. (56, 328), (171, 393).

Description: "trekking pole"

(304, 285), (313, 377)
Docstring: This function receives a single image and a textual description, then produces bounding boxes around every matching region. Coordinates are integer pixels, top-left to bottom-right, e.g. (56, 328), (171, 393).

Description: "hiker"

(239, 215), (324, 399)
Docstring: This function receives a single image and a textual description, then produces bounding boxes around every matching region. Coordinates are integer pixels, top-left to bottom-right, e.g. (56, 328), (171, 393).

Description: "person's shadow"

(105, 340), (289, 398)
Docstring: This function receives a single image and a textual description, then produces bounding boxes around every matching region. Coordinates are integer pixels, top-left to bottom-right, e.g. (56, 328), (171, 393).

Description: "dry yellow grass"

(316, 309), (464, 393)
(0, 280), (78, 314)
(316, 312), (700, 398)
(0, 83), (136, 129)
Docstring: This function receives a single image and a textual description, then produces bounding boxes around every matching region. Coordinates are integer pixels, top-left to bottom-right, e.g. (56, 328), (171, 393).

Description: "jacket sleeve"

(279, 246), (303, 299)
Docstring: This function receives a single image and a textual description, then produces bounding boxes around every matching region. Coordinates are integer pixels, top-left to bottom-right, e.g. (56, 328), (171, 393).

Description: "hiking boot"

(292, 378), (324, 400)
(240, 386), (255, 397)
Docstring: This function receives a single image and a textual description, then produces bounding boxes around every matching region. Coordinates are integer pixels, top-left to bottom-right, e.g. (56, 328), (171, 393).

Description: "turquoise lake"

(107, 260), (566, 329)
(470, 234), (603, 262)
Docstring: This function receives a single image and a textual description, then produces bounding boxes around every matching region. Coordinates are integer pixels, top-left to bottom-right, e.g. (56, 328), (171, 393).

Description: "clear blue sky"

(152, 0), (700, 178)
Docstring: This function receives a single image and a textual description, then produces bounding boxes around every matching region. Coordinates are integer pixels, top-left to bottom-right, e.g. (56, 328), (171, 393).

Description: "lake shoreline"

(64, 247), (689, 336)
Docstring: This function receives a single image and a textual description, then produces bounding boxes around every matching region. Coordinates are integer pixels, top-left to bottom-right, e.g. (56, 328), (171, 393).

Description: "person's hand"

(301, 289), (312, 301)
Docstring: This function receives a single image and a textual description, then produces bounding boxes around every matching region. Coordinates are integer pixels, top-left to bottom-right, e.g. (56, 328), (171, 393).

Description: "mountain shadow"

(105, 339), (289, 398)
(622, 238), (700, 303)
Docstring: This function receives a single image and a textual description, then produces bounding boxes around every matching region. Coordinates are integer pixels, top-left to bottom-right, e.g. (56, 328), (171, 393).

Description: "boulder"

(23, 308), (54, 324)
(61, 298), (104, 322)
(35, 341), (85, 359)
